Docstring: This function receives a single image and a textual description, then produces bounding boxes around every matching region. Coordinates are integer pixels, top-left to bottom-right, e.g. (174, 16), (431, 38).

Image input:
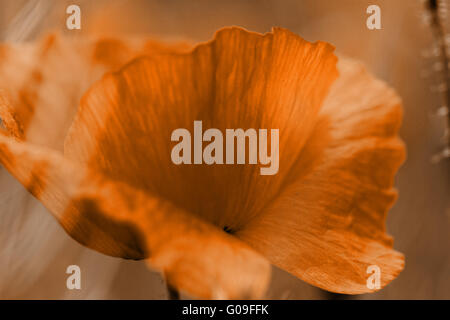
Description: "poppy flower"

(0, 27), (405, 299)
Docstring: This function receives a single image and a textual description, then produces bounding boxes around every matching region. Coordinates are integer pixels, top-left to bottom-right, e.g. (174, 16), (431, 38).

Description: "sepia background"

(0, 0), (448, 299)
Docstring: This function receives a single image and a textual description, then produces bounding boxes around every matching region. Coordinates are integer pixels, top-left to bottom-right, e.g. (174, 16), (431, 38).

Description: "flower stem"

(427, 0), (450, 160)
(166, 283), (180, 300)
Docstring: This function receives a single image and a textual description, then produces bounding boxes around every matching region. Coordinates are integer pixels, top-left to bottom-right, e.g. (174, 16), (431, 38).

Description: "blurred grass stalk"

(1, 0), (52, 41)
(423, 0), (450, 162)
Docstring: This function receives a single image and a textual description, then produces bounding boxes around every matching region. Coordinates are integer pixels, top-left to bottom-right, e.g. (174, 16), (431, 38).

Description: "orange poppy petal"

(238, 57), (405, 294)
(64, 27), (338, 229)
(0, 133), (270, 299)
(0, 34), (189, 151)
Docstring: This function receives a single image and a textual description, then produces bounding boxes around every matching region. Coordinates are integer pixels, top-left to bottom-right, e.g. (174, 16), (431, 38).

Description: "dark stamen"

(223, 226), (234, 234)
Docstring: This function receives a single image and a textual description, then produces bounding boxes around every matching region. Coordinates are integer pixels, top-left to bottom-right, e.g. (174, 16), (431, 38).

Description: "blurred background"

(0, 0), (448, 299)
